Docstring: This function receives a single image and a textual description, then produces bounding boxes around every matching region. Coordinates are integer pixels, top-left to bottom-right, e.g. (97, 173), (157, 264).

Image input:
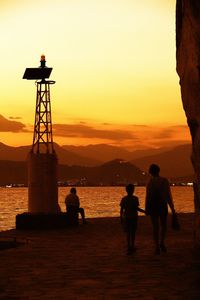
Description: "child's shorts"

(124, 218), (137, 233)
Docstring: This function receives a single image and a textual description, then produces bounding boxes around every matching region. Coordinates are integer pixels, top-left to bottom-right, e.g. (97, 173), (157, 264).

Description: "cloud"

(52, 122), (192, 149)
(152, 125), (190, 140)
(0, 114), (191, 149)
(9, 116), (22, 120)
(139, 125), (191, 149)
(101, 122), (111, 126)
(131, 124), (149, 128)
(152, 128), (174, 139)
(53, 123), (136, 141)
(0, 114), (26, 132)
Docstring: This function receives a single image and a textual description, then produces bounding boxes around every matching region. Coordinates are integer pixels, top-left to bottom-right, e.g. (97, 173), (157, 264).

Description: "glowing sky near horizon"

(0, 0), (190, 149)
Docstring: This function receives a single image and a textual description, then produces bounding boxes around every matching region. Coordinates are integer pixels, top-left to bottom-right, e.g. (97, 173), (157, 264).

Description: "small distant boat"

(5, 184), (12, 188)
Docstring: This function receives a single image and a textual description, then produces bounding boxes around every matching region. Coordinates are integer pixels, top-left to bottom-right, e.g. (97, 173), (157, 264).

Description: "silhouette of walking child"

(120, 184), (146, 255)
(145, 164), (176, 254)
(65, 187), (87, 224)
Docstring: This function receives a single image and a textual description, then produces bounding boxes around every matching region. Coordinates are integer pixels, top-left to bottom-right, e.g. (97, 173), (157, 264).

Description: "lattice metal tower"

(33, 77), (55, 153)
(23, 55), (55, 153)
(23, 55), (59, 214)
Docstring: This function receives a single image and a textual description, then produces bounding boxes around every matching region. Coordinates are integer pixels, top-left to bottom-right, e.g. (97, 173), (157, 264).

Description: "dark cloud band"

(53, 123), (136, 141)
(0, 115), (26, 132)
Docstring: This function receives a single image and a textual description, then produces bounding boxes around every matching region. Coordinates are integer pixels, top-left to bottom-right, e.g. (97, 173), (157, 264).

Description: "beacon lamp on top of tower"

(23, 55), (53, 81)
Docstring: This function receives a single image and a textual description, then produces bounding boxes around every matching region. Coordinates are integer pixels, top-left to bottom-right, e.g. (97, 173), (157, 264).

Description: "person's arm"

(145, 182), (152, 216)
(137, 207), (146, 214)
(136, 196), (146, 214)
(120, 199), (124, 224)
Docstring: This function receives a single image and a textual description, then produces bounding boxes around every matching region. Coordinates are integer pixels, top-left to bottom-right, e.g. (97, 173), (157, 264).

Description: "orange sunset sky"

(0, 0), (191, 150)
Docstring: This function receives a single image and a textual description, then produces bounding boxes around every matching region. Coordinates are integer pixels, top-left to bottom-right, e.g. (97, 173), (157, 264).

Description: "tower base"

(28, 152), (59, 214)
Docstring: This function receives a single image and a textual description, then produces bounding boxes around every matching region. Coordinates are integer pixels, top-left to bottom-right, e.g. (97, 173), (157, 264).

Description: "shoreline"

(0, 213), (200, 298)
(0, 184), (195, 188)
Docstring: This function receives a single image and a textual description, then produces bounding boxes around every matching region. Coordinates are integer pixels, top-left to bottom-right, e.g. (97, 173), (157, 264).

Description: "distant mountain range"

(0, 142), (99, 166)
(132, 144), (193, 179)
(59, 159), (146, 186)
(0, 142), (194, 184)
(62, 144), (174, 163)
(0, 160), (27, 185)
(0, 159), (146, 186)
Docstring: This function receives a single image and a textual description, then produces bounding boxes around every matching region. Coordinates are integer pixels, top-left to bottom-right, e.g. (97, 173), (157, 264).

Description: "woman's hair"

(149, 164), (160, 176)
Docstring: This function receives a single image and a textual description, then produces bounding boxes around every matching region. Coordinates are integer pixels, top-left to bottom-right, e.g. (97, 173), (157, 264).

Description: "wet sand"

(0, 213), (200, 299)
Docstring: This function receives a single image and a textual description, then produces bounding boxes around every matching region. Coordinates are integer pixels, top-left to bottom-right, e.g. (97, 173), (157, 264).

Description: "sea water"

(0, 186), (194, 231)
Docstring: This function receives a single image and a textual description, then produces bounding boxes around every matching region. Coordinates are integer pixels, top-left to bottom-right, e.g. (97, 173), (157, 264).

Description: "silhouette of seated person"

(65, 187), (86, 224)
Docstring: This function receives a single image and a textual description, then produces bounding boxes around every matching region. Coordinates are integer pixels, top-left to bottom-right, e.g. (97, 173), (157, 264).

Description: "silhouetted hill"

(0, 142), (99, 166)
(95, 159), (146, 185)
(0, 142), (31, 161)
(0, 160), (27, 185)
(53, 144), (100, 166)
(131, 147), (175, 160)
(132, 144), (193, 179)
(62, 144), (178, 162)
(0, 142), (193, 183)
(62, 144), (134, 162)
(0, 159), (146, 186)
(0, 142), (192, 173)
(59, 159), (147, 185)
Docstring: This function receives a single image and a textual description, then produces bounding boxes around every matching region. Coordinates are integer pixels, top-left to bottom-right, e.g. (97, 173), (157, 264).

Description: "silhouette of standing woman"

(145, 164), (176, 254)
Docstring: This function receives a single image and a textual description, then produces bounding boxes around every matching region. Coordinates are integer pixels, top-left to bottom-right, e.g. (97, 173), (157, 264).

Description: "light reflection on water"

(0, 186), (194, 231)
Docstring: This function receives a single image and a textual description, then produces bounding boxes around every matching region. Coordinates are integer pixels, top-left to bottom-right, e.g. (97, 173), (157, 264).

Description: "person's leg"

(78, 207), (86, 223)
(130, 219), (137, 252)
(125, 219), (137, 255)
(127, 231), (131, 254)
(160, 213), (167, 251)
(130, 230), (136, 252)
(67, 206), (79, 224)
(150, 215), (160, 254)
(125, 219), (132, 254)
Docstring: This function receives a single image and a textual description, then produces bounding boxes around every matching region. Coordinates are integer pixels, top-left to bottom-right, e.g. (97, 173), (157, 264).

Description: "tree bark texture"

(176, 0), (200, 246)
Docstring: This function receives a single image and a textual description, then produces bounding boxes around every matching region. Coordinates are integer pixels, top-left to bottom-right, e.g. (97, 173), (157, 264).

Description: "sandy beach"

(0, 213), (200, 299)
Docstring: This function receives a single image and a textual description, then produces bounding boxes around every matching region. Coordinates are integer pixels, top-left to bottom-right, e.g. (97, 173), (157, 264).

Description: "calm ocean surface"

(0, 186), (194, 231)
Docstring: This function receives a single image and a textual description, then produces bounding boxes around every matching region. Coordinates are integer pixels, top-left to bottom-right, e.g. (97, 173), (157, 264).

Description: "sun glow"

(0, 0), (188, 148)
